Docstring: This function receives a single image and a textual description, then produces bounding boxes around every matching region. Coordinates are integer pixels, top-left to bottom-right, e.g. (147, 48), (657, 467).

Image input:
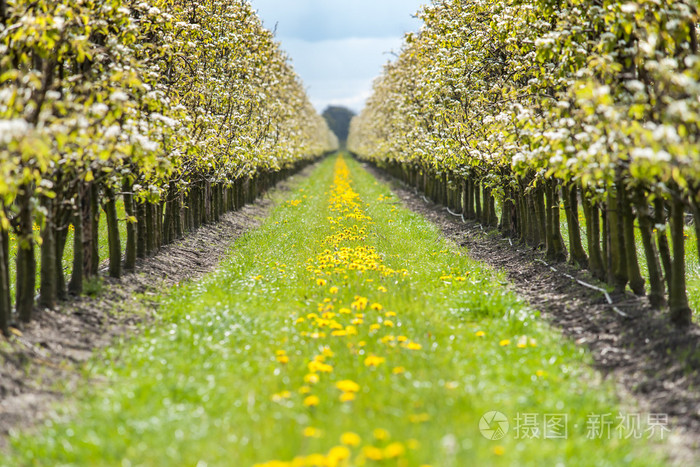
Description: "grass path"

(5, 155), (669, 466)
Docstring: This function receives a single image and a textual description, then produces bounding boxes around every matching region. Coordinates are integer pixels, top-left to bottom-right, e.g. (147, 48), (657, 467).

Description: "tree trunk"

(0, 221), (11, 336)
(15, 184), (35, 322)
(620, 183), (645, 295)
(608, 186), (628, 293)
(582, 194), (605, 281)
(39, 196), (57, 309)
(635, 191), (666, 308)
(123, 179), (137, 270)
(55, 209), (70, 301)
(104, 186), (121, 278)
(534, 187), (546, 248)
(545, 180), (567, 262)
(89, 183), (100, 276)
(669, 195), (691, 326)
(68, 191), (84, 295)
(563, 183), (588, 267)
(654, 197), (673, 295)
(136, 201), (146, 258)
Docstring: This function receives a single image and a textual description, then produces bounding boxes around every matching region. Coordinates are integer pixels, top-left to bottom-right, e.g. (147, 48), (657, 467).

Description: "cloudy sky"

(250, 0), (426, 114)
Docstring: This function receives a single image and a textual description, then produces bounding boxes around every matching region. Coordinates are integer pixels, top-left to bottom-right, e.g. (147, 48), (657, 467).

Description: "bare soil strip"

(0, 167), (313, 444)
(365, 163), (700, 459)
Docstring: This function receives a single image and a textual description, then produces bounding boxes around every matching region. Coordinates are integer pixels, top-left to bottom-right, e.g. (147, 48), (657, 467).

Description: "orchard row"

(350, 0), (700, 325)
(0, 0), (337, 334)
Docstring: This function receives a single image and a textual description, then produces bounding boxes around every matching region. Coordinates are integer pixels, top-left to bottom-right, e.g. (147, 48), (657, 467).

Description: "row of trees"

(349, 0), (700, 325)
(0, 0), (337, 335)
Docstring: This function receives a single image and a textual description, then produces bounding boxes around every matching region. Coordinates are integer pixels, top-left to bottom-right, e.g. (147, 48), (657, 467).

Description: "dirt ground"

(0, 167), (312, 447)
(365, 164), (700, 463)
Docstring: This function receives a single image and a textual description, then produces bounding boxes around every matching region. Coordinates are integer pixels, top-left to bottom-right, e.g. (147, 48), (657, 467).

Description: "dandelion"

(363, 446), (384, 460)
(493, 445), (505, 456)
(303, 427), (322, 438)
(340, 432), (361, 447)
(378, 286), (387, 292)
(327, 446), (351, 461)
(475, 331), (486, 337)
(303, 395), (320, 407)
(536, 370), (547, 377)
(339, 392), (356, 402)
(271, 391), (291, 402)
(364, 355), (386, 367)
(335, 380), (360, 392)
(316, 278), (327, 286)
(392, 366), (405, 375)
(384, 442), (406, 458)
(370, 303), (383, 311)
(304, 373), (320, 384)
(384, 311), (396, 317)
(403, 342), (421, 350)
(373, 428), (389, 440)
(329, 286), (339, 294)
(499, 339), (511, 346)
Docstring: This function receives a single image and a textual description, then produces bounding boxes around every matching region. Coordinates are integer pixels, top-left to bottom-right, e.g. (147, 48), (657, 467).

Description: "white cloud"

(250, 0), (424, 113)
(251, 0), (425, 41)
(281, 36), (403, 112)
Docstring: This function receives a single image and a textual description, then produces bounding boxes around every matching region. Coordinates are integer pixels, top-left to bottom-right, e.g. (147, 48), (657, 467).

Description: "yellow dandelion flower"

(329, 286), (339, 294)
(304, 373), (320, 384)
(340, 432), (361, 447)
(328, 445), (351, 461)
(370, 303), (383, 311)
(335, 380), (360, 393)
(499, 339), (510, 346)
(339, 392), (356, 402)
(303, 395), (320, 407)
(373, 428), (389, 440)
(475, 331), (485, 337)
(303, 427), (322, 438)
(276, 355), (289, 364)
(271, 391), (291, 402)
(384, 442), (406, 458)
(363, 446), (383, 461)
(299, 385), (311, 394)
(392, 366), (405, 375)
(383, 320), (395, 328)
(384, 311), (396, 318)
(536, 370), (547, 377)
(339, 307), (352, 314)
(493, 445), (505, 456)
(316, 278), (327, 286)
(404, 342), (422, 350)
(370, 323), (381, 331)
(364, 355), (385, 367)
(378, 286), (387, 292)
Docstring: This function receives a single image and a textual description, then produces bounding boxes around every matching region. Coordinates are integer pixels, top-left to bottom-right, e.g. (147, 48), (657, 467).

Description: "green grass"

(4, 154), (670, 466)
(7, 202), (128, 300)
